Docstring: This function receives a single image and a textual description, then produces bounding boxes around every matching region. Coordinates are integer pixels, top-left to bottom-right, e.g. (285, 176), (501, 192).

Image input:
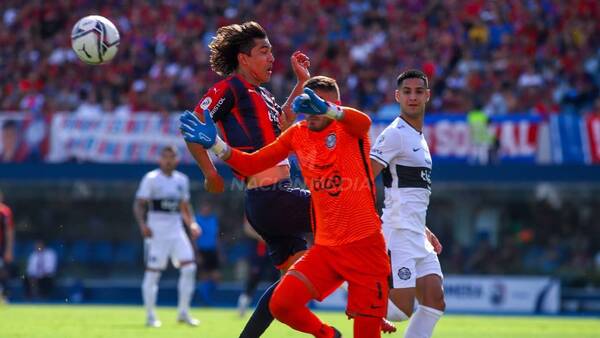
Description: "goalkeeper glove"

(179, 110), (229, 159)
(292, 87), (344, 119)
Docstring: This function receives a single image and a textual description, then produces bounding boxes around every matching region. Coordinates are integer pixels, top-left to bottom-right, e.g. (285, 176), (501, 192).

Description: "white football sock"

(404, 305), (443, 338)
(142, 270), (161, 319)
(177, 263), (197, 316)
(387, 299), (410, 321)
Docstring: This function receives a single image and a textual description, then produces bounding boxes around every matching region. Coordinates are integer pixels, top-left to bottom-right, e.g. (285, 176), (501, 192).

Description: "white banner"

(48, 113), (195, 163)
(444, 276), (560, 314)
(315, 275), (560, 314)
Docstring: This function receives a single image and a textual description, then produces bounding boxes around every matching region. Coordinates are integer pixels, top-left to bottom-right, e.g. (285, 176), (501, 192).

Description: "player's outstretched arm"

(280, 51), (311, 130)
(292, 87), (371, 137)
(185, 143), (224, 193)
(180, 110), (292, 177)
(338, 106), (372, 137)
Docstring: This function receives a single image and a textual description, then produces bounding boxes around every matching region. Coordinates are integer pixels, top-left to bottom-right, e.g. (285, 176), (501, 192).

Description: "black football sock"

(238, 280), (278, 338)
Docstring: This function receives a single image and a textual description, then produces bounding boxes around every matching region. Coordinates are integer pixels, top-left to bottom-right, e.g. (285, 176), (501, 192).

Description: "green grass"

(0, 304), (598, 337)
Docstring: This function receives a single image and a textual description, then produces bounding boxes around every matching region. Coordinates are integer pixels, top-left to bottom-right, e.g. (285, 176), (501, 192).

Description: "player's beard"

(401, 104), (425, 119)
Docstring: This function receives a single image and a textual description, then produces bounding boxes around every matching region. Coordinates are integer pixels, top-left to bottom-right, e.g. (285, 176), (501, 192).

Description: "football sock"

(238, 280), (277, 338)
(387, 299), (409, 321)
(269, 273), (330, 337)
(177, 263), (196, 315)
(354, 316), (382, 338)
(404, 305), (443, 338)
(142, 270), (161, 319)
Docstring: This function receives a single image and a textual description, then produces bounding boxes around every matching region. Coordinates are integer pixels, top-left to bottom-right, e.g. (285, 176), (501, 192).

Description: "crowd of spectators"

(1, 0), (599, 119)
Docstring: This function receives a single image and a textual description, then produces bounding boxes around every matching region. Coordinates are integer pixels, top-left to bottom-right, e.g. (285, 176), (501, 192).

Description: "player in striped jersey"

(181, 76), (392, 338)
(185, 21), (312, 337)
(370, 70), (445, 338)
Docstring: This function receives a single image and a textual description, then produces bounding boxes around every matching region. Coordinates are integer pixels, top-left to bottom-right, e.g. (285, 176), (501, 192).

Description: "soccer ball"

(71, 15), (120, 65)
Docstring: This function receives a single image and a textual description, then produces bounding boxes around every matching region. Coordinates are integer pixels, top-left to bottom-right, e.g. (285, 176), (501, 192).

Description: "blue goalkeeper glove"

(179, 110), (229, 158)
(180, 110), (216, 147)
(292, 87), (343, 119)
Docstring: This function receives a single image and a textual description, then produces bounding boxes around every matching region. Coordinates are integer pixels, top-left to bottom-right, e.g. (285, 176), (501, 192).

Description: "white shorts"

(144, 230), (194, 270)
(383, 227), (443, 289)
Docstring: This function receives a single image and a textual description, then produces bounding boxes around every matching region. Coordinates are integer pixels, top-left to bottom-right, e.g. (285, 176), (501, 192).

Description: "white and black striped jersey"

(135, 169), (190, 239)
(370, 116), (432, 232)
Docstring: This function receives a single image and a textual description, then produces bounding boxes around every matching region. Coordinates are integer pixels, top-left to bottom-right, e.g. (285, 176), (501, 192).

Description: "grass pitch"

(0, 304), (598, 338)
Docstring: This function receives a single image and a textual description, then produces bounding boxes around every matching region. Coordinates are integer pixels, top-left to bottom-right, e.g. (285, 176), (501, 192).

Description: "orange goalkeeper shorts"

(287, 231), (391, 318)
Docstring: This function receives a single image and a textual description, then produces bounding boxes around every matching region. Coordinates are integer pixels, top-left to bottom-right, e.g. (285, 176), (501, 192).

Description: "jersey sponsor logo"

(412, 147), (420, 152)
(312, 170), (342, 197)
(398, 267), (411, 280)
(267, 105), (280, 125)
(200, 97), (212, 110)
(151, 199), (180, 212)
(386, 165), (432, 190)
(262, 93), (281, 126)
(160, 199), (179, 211)
(209, 97), (226, 118)
(420, 169), (431, 185)
(326, 133), (336, 149)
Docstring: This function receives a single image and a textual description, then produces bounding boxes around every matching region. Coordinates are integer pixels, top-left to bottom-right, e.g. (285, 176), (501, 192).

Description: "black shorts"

(245, 179), (311, 267)
(197, 249), (220, 272)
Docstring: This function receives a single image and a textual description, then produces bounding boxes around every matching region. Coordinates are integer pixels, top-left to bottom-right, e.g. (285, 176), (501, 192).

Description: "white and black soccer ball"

(71, 15), (120, 65)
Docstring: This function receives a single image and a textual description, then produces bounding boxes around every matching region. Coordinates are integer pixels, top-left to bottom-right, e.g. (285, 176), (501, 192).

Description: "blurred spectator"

(1, 120), (25, 162)
(467, 107), (495, 165)
(0, 118), (44, 162)
(195, 200), (221, 305)
(24, 240), (57, 300)
(0, 190), (14, 302)
(74, 90), (102, 118)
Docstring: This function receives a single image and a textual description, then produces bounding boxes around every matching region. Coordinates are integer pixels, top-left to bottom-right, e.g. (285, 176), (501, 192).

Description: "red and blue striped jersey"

(194, 75), (283, 153)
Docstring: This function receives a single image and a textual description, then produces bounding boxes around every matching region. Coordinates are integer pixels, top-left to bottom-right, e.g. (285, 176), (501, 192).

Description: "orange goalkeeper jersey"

(226, 107), (381, 246)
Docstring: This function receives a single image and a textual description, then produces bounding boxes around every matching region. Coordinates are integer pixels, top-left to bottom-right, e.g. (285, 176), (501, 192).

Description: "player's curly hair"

(209, 21), (267, 76)
(303, 76), (340, 100)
